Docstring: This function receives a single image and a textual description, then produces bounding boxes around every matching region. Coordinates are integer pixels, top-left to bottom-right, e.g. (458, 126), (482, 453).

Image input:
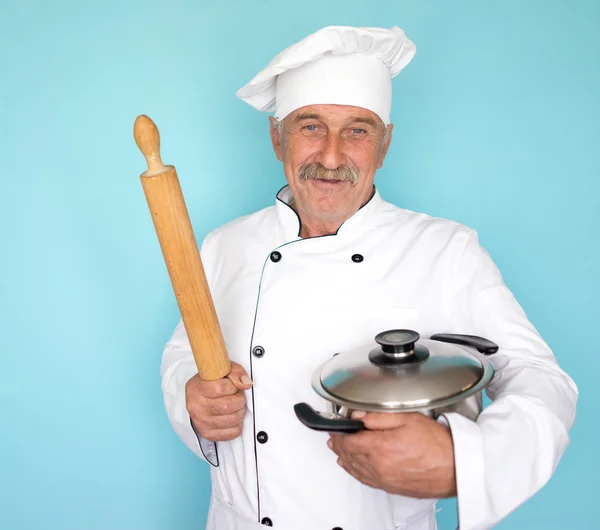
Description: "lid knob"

(370, 329), (429, 366)
(375, 329), (420, 355)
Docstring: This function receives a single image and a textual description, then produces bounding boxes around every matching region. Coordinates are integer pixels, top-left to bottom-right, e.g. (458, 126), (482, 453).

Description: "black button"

(351, 254), (364, 263)
(270, 251), (281, 263)
(332, 527), (343, 530)
(261, 517), (273, 526)
(257, 431), (268, 444)
(253, 346), (265, 358)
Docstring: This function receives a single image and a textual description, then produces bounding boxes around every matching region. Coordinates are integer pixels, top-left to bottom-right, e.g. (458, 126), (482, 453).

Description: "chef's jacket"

(160, 185), (578, 530)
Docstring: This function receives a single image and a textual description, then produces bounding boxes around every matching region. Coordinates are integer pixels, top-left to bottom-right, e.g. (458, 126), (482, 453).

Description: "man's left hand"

(327, 412), (457, 498)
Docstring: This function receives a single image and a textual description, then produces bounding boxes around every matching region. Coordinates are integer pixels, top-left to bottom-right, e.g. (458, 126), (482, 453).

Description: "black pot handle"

(294, 403), (364, 433)
(430, 333), (499, 355)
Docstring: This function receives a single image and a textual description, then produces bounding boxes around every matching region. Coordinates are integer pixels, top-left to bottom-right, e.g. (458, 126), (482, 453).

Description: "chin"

(312, 207), (350, 223)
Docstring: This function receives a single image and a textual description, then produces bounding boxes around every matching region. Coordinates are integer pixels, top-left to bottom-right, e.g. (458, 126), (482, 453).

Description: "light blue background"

(1, 1), (598, 529)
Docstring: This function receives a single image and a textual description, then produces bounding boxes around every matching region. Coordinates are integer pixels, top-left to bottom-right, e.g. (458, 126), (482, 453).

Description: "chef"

(160, 25), (578, 530)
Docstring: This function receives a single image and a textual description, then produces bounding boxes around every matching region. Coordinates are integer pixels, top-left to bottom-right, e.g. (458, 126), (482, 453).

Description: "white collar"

(275, 184), (384, 243)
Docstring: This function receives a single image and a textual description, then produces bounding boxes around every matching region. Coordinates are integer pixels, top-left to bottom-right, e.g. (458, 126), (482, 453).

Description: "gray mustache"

(298, 163), (360, 185)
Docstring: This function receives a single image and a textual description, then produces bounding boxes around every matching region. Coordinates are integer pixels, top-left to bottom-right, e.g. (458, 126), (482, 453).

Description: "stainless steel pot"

(294, 330), (498, 433)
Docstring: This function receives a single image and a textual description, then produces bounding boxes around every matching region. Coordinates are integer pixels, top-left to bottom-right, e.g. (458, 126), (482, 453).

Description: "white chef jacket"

(160, 185), (578, 530)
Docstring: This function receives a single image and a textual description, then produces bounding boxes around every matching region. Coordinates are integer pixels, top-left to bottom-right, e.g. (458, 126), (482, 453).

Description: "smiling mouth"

(310, 178), (347, 186)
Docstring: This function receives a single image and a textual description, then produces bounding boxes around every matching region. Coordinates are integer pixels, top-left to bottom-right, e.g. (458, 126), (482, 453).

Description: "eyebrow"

(294, 113), (380, 128)
(350, 116), (379, 128)
(294, 113), (322, 122)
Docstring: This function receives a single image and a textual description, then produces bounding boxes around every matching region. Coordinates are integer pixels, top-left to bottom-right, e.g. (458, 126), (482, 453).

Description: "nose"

(319, 133), (343, 169)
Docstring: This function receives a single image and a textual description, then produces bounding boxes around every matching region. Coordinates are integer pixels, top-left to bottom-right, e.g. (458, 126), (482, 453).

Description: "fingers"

(203, 391), (246, 416)
(328, 436), (380, 489)
(193, 375), (239, 398)
(188, 361), (252, 399)
(195, 422), (245, 442)
(188, 393), (247, 442)
(328, 430), (374, 455)
(327, 434), (345, 455)
(185, 362), (252, 442)
(187, 383), (247, 424)
(227, 361), (253, 391)
(192, 406), (246, 432)
(351, 411), (424, 430)
(190, 401), (247, 441)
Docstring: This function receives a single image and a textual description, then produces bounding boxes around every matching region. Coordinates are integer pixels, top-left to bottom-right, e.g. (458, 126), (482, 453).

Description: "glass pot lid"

(313, 329), (495, 410)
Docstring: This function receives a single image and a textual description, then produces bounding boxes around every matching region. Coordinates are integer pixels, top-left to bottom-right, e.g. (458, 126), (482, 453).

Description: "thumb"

(351, 411), (421, 430)
(226, 361), (253, 391)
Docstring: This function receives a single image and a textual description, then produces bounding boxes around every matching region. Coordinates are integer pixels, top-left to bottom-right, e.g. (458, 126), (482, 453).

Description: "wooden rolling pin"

(134, 114), (231, 380)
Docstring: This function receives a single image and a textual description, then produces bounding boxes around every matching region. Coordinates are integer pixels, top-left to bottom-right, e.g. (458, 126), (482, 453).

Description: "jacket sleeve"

(439, 229), (578, 530)
(159, 235), (220, 467)
(160, 320), (219, 466)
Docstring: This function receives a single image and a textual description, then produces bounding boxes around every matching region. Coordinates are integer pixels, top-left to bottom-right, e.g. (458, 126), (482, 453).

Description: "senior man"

(160, 25), (578, 530)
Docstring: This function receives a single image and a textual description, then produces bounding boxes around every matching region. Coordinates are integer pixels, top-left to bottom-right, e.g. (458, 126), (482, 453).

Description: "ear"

(269, 116), (283, 161)
(377, 124), (394, 169)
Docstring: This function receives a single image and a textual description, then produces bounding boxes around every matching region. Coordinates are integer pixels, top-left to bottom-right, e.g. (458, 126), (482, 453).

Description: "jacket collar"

(275, 184), (383, 243)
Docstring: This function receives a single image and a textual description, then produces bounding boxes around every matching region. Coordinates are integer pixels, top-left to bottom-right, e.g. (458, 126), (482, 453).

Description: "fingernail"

(351, 411), (366, 419)
(240, 375), (253, 386)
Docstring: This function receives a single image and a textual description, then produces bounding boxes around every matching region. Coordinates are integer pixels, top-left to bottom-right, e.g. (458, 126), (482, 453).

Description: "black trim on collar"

(275, 184), (377, 238)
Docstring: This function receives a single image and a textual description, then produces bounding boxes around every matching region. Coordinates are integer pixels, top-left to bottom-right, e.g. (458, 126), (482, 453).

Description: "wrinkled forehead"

(284, 104), (387, 130)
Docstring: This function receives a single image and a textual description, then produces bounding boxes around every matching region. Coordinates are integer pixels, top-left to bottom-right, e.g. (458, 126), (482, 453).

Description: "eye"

(351, 128), (366, 135)
(300, 123), (326, 137)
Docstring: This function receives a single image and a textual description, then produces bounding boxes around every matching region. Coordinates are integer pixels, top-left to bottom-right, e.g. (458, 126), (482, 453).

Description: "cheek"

(346, 144), (380, 171)
(284, 140), (320, 166)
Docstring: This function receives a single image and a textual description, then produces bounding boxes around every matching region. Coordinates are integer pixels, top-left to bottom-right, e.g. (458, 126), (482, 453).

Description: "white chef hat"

(235, 25), (416, 125)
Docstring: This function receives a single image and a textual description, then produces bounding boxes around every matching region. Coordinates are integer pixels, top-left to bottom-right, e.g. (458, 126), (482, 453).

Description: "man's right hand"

(185, 361), (253, 442)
